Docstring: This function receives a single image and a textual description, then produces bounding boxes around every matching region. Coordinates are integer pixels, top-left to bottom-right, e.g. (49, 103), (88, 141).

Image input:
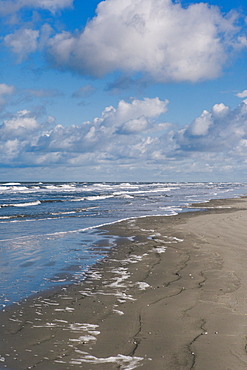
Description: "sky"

(0, 0), (247, 182)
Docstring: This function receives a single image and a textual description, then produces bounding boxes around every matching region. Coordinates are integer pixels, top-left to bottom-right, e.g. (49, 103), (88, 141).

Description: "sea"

(1, 181), (247, 309)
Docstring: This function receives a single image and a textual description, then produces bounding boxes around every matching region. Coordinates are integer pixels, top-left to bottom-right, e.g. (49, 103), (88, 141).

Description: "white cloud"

(237, 36), (247, 48)
(5, 28), (39, 61)
(0, 97), (169, 166)
(236, 89), (247, 98)
(1, 110), (39, 134)
(2, 97), (247, 180)
(47, 0), (240, 82)
(176, 102), (247, 153)
(177, 103), (231, 139)
(1, 139), (20, 162)
(0, 83), (15, 106)
(211, 103), (230, 117)
(0, 0), (73, 15)
(38, 97), (168, 153)
(104, 97), (168, 125)
(35, 0), (73, 12)
(117, 116), (149, 135)
(0, 83), (15, 96)
(187, 110), (213, 136)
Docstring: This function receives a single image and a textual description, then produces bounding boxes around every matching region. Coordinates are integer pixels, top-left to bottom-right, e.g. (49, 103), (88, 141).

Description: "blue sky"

(1, 0), (247, 182)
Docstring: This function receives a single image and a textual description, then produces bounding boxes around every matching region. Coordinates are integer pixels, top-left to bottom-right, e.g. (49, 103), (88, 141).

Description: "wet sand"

(1, 197), (247, 369)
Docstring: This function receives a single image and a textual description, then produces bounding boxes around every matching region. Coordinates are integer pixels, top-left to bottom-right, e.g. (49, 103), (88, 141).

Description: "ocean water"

(0, 181), (246, 308)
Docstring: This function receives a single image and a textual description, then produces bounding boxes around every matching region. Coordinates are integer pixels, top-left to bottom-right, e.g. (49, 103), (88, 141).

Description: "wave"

(0, 215), (16, 220)
(2, 182), (22, 185)
(71, 197), (85, 202)
(113, 188), (171, 197)
(117, 194), (134, 199)
(14, 200), (41, 207)
(0, 181), (245, 195)
(0, 185), (29, 193)
(51, 206), (98, 216)
(71, 194), (116, 202)
(44, 184), (77, 191)
(50, 211), (77, 216)
(0, 200), (41, 208)
(0, 181), (177, 196)
(85, 195), (114, 201)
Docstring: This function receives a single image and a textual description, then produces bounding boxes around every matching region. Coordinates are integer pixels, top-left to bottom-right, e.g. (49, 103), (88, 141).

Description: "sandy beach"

(1, 197), (247, 369)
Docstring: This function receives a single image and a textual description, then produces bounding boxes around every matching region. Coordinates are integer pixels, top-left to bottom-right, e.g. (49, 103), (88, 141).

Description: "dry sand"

(1, 197), (247, 369)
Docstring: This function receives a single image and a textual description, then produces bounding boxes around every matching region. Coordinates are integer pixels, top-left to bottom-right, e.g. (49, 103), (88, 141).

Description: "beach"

(1, 196), (247, 369)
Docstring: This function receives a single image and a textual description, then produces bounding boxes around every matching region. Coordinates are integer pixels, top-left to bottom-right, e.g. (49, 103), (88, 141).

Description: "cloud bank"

(1, 95), (247, 179)
(0, 97), (169, 167)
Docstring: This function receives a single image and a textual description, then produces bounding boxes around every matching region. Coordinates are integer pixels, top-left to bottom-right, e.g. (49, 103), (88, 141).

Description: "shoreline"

(0, 197), (228, 311)
(0, 185), (245, 309)
(1, 196), (247, 369)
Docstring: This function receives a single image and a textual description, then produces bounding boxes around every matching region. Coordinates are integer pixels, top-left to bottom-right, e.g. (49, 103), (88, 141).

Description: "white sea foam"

(1, 200), (41, 208)
(1, 185), (29, 192)
(172, 237), (184, 242)
(54, 307), (74, 312)
(69, 323), (99, 332)
(33, 322), (58, 328)
(70, 352), (146, 370)
(69, 335), (97, 343)
(116, 193), (134, 199)
(86, 270), (102, 280)
(107, 267), (130, 288)
(120, 254), (148, 264)
(3, 182), (22, 185)
(50, 211), (76, 215)
(13, 200), (41, 207)
(113, 309), (124, 315)
(39, 299), (59, 306)
(135, 282), (150, 290)
(150, 235), (184, 243)
(85, 195), (114, 201)
(153, 246), (167, 254)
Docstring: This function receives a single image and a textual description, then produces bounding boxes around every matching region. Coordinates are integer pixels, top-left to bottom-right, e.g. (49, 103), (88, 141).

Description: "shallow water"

(0, 181), (246, 307)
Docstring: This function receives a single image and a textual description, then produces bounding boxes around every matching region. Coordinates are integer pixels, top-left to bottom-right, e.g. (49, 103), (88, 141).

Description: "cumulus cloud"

(1, 110), (40, 137)
(236, 89), (247, 98)
(0, 97), (169, 166)
(35, 97), (169, 155)
(5, 28), (39, 61)
(47, 0), (241, 82)
(116, 116), (149, 135)
(0, 109), (55, 165)
(103, 97), (168, 125)
(176, 102), (247, 153)
(2, 97), (247, 179)
(0, 0), (73, 15)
